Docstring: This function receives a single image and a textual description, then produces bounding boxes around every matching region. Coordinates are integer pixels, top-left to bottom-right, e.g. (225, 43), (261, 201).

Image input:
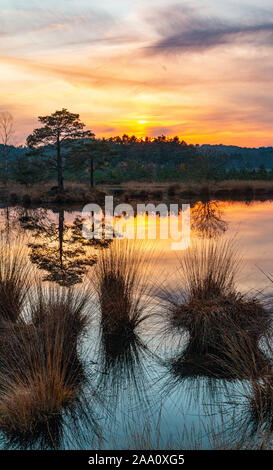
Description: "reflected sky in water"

(2, 199), (273, 291)
(0, 199), (273, 449)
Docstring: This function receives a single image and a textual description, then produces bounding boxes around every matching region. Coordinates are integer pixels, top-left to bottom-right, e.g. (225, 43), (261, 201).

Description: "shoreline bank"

(1, 180), (273, 205)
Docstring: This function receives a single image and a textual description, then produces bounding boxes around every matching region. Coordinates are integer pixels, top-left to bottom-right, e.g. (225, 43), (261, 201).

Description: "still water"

(0, 199), (272, 449)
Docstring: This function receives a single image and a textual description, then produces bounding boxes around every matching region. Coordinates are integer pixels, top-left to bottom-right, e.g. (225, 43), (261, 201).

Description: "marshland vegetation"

(159, 238), (271, 356)
(0, 203), (272, 449)
(3, 179), (273, 206)
(0, 237), (100, 448)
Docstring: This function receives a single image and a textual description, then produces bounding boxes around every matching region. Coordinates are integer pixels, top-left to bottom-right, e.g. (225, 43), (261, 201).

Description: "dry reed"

(0, 235), (32, 323)
(92, 240), (154, 336)
(0, 283), (93, 447)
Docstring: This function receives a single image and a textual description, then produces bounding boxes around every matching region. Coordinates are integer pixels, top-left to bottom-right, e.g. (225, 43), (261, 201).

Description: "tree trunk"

(59, 208), (64, 270)
(4, 145), (8, 186)
(90, 156), (94, 189)
(57, 135), (64, 192)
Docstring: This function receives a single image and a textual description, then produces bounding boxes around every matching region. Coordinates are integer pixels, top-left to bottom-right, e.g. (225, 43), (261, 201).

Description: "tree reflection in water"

(191, 200), (228, 239)
(9, 207), (112, 286)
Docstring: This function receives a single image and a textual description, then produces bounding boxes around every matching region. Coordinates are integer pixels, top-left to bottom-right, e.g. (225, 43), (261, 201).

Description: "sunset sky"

(1, 0), (273, 146)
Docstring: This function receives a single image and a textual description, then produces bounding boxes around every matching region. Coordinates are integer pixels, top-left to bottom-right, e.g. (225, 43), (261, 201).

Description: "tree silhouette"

(0, 111), (15, 182)
(67, 138), (115, 188)
(26, 109), (92, 192)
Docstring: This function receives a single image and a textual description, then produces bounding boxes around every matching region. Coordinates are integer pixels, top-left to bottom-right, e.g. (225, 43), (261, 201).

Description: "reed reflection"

(91, 241), (156, 410)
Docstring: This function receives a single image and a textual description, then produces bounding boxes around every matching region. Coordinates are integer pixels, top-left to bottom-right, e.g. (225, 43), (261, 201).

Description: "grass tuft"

(92, 240), (153, 336)
(0, 284), (93, 448)
(0, 235), (32, 323)
(159, 238), (272, 378)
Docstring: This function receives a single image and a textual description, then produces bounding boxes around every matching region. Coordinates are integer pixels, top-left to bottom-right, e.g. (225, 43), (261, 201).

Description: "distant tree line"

(1, 109), (273, 189)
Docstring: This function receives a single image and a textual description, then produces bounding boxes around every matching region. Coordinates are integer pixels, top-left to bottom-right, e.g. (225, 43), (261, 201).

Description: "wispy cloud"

(0, 5), (115, 53)
(145, 3), (273, 54)
(1, 0), (273, 146)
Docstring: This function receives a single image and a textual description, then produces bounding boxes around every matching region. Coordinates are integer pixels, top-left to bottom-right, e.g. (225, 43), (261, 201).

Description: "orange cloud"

(0, 1), (273, 146)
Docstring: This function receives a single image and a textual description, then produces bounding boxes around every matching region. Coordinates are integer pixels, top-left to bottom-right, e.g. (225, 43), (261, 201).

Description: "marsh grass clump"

(160, 238), (271, 354)
(0, 285), (94, 448)
(92, 240), (153, 338)
(29, 284), (91, 369)
(158, 238), (272, 381)
(177, 238), (241, 300)
(170, 294), (271, 356)
(92, 240), (155, 406)
(165, 321), (271, 383)
(0, 338), (76, 437)
(0, 237), (32, 323)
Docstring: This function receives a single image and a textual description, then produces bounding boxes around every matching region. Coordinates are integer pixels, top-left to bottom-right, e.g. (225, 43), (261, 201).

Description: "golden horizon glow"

(0, 1), (273, 147)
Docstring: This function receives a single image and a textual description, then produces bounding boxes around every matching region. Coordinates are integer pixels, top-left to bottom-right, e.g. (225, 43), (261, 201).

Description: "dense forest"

(1, 109), (273, 188)
(2, 140), (273, 187)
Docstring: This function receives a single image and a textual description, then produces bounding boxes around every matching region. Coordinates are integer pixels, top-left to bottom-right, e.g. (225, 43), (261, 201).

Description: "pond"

(0, 199), (272, 450)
